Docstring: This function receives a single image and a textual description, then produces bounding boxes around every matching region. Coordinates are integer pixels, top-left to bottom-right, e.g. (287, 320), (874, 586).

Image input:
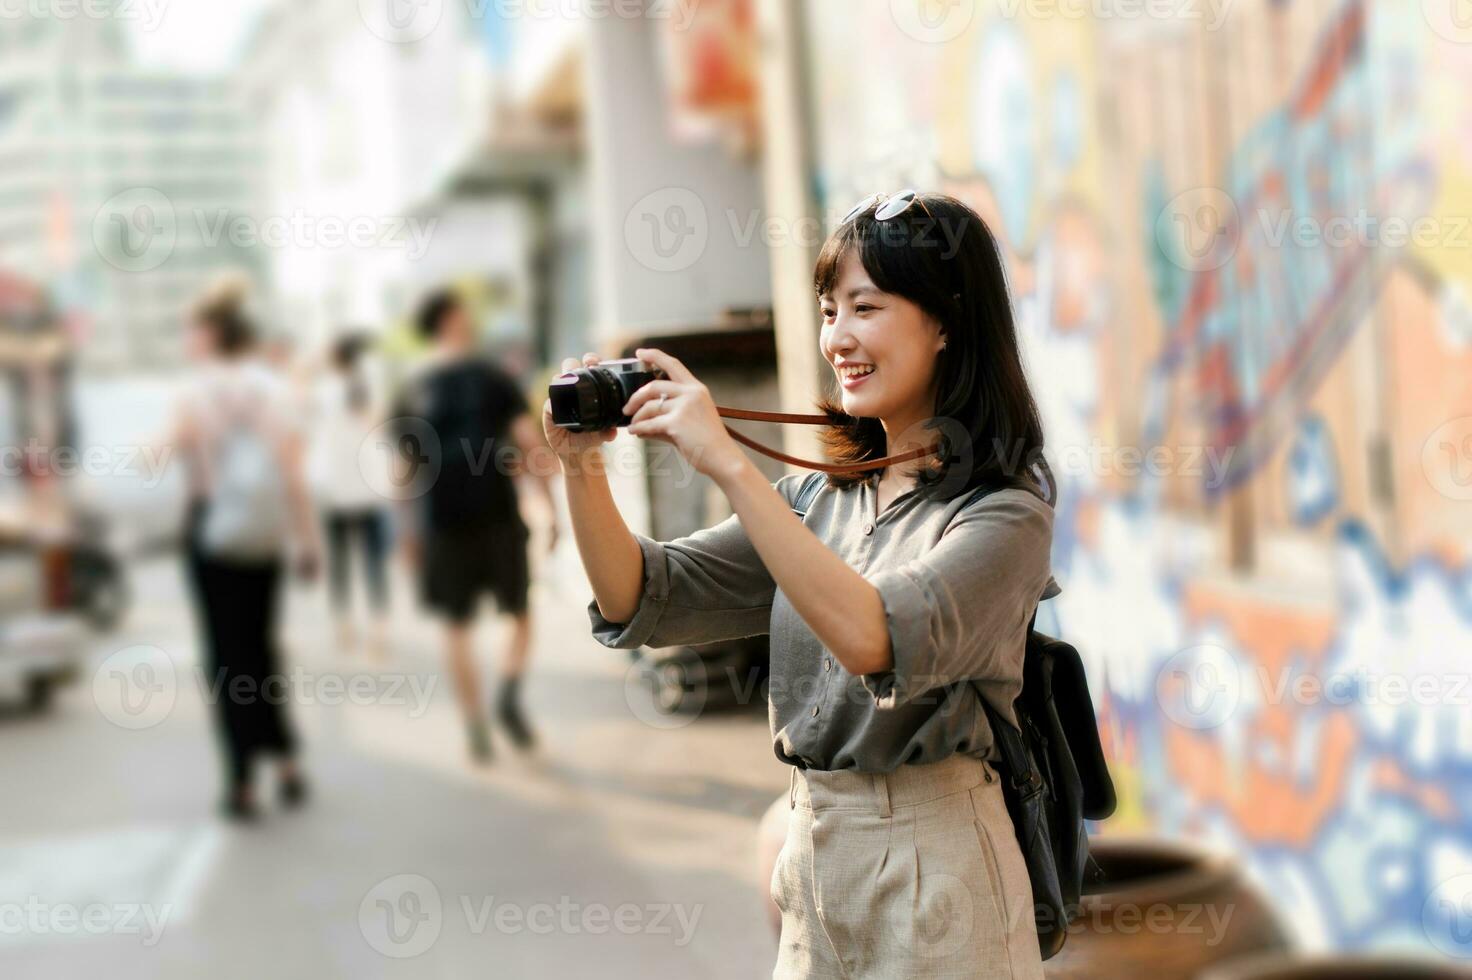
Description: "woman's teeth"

(838, 364), (874, 379)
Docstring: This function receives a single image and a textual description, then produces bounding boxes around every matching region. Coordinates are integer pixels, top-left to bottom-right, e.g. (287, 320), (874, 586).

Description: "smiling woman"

(553, 192), (1057, 979)
(813, 193), (1051, 498)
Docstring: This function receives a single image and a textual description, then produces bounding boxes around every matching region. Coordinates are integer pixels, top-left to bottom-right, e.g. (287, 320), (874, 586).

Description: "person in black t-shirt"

(394, 291), (558, 764)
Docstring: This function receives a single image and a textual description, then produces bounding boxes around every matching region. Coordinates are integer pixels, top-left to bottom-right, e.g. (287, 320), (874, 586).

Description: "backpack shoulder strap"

(790, 472), (826, 517)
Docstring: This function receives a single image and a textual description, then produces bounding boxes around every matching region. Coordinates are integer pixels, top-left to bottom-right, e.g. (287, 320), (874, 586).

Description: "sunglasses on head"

(841, 188), (932, 224)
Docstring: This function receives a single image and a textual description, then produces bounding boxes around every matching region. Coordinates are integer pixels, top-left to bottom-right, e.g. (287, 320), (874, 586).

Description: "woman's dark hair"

(333, 331), (373, 412)
(812, 193), (1052, 503)
(191, 277), (256, 357)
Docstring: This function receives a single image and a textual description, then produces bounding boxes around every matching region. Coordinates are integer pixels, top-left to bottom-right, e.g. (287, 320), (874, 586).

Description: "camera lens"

(549, 360), (661, 431)
(549, 365), (623, 431)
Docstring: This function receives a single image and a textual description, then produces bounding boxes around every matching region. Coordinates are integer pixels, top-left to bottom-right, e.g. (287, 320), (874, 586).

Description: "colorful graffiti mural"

(808, 0), (1472, 958)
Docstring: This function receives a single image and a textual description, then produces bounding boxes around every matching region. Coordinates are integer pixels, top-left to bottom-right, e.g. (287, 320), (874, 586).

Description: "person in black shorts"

(393, 290), (558, 764)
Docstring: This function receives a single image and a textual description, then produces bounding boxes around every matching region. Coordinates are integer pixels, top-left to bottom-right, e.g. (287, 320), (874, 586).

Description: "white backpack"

(200, 383), (290, 561)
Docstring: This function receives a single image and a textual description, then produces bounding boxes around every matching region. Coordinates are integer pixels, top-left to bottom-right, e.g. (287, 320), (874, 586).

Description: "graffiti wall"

(806, 0), (1472, 957)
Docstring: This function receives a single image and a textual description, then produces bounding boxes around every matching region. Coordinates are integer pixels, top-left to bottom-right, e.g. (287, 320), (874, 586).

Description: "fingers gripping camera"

(549, 359), (666, 432)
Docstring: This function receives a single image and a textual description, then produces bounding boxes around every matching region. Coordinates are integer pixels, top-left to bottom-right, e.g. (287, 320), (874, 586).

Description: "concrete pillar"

(582, 4), (772, 344)
(755, 0), (827, 468)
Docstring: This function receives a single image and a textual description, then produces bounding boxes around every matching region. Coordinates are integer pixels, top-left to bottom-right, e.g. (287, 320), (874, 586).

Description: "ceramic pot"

(1200, 954), (1472, 979)
(1044, 836), (1293, 979)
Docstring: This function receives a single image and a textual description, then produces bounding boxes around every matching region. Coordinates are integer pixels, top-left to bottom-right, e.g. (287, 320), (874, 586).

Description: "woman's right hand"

(543, 353), (618, 466)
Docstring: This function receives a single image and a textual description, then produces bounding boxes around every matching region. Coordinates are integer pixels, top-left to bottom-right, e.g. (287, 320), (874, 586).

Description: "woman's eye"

(855, 304), (875, 314)
(820, 308), (836, 319)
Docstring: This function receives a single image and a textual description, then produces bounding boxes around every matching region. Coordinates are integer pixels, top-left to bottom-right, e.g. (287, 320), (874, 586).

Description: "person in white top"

(170, 277), (322, 822)
(309, 333), (391, 657)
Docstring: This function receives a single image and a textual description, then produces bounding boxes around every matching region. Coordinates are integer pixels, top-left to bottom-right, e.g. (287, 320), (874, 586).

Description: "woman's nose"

(824, 318), (857, 359)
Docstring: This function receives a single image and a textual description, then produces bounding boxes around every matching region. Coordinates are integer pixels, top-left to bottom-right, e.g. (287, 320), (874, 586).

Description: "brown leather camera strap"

(715, 406), (940, 475)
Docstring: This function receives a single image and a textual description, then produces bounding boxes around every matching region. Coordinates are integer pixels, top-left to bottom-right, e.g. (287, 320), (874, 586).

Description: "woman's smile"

(837, 362), (875, 389)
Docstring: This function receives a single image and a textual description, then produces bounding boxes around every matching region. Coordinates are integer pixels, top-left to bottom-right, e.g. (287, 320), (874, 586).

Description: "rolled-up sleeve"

(588, 474), (807, 650)
(860, 489), (1055, 707)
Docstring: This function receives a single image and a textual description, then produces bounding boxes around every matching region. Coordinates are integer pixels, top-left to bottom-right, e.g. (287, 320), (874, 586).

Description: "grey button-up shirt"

(589, 472), (1059, 773)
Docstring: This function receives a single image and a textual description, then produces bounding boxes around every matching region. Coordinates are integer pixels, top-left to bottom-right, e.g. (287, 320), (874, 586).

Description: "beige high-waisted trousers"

(770, 754), (1045, 979)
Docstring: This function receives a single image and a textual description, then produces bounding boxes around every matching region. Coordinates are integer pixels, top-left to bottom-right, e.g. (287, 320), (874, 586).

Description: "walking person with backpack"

(171, 278), (322, 822)
(552, 194), (1058, 977)
(392, 290), (557, 765)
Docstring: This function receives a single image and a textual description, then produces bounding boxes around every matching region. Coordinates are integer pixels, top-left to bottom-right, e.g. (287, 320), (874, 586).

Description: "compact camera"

(549, 358), (666, 432)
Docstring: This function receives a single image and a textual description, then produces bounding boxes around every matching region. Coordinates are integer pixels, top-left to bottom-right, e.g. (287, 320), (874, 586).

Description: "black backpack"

(792, 473), (1116, 961)
(983, 622), (1116, 960)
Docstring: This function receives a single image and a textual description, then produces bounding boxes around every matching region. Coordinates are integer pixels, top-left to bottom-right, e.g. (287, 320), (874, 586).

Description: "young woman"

(546, 193), (1056, 977)
(172, 279), (321, 821)
(310, 332), (391, 657)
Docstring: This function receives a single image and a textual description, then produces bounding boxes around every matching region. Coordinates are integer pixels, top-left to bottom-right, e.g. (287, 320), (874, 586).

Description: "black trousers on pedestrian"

(185, 503), (297, 790)
(324, 508), (388, 614)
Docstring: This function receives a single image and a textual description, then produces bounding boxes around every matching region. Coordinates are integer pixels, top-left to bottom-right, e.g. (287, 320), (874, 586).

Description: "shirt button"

(823, 658), (832, 671)
(812, 705), (820, 717)
(863, 522), (874, 536)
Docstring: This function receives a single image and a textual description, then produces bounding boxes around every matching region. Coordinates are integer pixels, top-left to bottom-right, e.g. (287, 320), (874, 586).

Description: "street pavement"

(0, 532), (789, 979)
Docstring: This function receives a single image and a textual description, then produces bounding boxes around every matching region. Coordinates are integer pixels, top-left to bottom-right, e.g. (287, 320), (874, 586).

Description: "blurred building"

(0, 8), (260, 372)
(239, 0), (519, 349)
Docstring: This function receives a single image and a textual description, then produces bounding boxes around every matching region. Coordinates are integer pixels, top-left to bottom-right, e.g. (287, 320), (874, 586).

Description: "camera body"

(549, 358), (665, 432)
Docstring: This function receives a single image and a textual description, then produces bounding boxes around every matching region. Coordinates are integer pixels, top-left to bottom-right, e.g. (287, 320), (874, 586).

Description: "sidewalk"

(0, 533), (788, 979)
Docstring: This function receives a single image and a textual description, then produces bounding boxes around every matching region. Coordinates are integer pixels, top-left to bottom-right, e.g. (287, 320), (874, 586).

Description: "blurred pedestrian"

(393, 290), (558, 765)
(170, 277), (322, 821)
(311, 332), (391, 657)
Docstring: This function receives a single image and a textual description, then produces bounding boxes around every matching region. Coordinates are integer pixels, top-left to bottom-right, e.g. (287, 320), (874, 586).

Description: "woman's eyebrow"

(847, 287), (878, 299)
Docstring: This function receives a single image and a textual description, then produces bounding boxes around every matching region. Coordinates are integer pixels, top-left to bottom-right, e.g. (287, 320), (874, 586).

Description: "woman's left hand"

(623, 348), (744, 480)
